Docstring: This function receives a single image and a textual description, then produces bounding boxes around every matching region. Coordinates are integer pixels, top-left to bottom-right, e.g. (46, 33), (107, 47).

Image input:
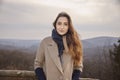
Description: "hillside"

(0, 36), (119, 80)
(0, 36), (118, 53)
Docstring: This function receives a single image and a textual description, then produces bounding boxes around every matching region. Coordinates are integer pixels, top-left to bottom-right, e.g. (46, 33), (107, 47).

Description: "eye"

(64, 22), (68, 26)
(57, 22), (62, 25)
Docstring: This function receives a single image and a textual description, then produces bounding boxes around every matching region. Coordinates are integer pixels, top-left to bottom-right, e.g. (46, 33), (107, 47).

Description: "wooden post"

(0, 70), (99, 80)
(0, 70), (36, 78)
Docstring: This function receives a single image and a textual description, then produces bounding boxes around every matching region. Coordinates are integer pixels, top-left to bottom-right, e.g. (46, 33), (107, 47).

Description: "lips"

(59, 30), (64, 32)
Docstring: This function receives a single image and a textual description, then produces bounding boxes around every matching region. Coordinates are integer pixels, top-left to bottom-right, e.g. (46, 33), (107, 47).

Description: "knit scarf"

(52, 29), (64, 57)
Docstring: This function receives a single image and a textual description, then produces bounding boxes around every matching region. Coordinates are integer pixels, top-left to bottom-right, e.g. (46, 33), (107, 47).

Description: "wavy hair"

(53, 12), (83, 66)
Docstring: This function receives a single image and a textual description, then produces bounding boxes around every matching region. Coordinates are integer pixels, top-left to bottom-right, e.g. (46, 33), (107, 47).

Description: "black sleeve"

(35, 68), (46, 80)
(72, 69), (81, 80)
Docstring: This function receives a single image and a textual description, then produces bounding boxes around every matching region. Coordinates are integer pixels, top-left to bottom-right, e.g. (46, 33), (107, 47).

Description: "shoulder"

(42, 36), (52, 42)
(40, 36), (53, 45)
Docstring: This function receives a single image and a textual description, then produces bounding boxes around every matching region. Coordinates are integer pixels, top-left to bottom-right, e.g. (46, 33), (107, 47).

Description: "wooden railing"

(0, 70), (99, 80)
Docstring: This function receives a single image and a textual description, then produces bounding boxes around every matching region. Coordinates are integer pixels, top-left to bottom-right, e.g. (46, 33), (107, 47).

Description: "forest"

(0, 37), (120, 80)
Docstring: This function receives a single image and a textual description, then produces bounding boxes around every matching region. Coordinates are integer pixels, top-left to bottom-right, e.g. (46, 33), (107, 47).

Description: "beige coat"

(34, 36), (83, 80)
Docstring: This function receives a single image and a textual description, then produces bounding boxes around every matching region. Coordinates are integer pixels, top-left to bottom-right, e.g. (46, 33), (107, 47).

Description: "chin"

(59, 33), (66, 36)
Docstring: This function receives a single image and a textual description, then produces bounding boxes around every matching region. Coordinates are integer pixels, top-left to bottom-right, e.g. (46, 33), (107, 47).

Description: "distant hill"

(82, 36), (118, 48)
(81, 36), (119, 58)
(0, 39), (40, 54)
(0, 36), (119, 54)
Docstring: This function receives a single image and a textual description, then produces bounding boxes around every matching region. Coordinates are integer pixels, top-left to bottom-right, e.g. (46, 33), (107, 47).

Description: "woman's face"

(56, 17), (69, 36)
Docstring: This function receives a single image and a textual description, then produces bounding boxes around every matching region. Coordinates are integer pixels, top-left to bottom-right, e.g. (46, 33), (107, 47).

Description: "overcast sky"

(0, 0), (120, 40)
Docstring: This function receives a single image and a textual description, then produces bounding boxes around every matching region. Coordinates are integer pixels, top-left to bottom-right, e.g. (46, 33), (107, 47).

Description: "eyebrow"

(57, 21), (68, 23)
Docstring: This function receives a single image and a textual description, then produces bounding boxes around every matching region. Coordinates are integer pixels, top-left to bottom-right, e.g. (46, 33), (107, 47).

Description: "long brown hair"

(53, 12), (83, 66)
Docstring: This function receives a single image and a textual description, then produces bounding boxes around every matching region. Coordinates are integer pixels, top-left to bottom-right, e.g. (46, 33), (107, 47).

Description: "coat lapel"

(47, 40), (63, 74)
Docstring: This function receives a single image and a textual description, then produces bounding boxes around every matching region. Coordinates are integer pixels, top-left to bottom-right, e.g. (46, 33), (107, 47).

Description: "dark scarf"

(52, 29), (64, 57)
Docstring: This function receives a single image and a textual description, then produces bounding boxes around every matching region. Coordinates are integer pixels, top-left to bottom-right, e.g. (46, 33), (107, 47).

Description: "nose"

(61, 24), (64, 29)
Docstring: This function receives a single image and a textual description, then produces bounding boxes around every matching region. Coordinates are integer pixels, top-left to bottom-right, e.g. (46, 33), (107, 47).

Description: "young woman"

(34, 12), (83, 80)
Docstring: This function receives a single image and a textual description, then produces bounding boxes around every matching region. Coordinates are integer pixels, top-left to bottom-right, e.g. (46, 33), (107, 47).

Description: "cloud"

(1, 0), (120, 24)
(0, 0), (119, 39)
